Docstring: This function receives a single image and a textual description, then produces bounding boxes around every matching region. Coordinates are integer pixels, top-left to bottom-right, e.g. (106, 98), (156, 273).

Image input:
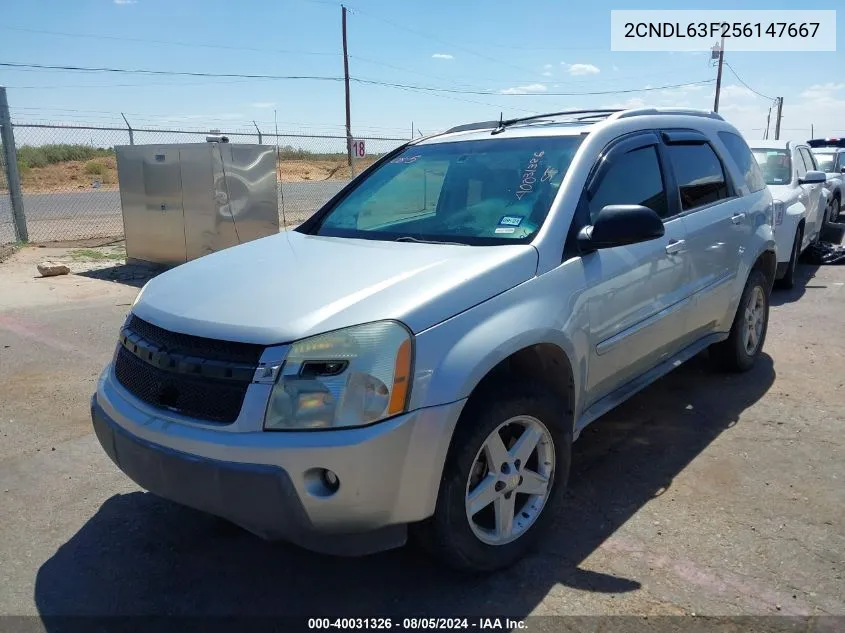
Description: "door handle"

(665, 239), (686, 255)
(731, 212), (746, 224)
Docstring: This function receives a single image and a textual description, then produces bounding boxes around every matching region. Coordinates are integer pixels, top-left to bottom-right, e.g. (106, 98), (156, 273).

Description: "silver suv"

(92, 108), (777, 572)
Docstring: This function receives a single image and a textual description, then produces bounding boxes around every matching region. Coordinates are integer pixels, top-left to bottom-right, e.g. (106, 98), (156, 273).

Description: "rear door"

(660, 130), (741, 339)
(579, 132), (692, 405)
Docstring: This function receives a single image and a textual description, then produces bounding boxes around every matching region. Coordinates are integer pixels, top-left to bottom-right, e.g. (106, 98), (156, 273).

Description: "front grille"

(126, 315), (264, 364)
(113, 316), (265, 424)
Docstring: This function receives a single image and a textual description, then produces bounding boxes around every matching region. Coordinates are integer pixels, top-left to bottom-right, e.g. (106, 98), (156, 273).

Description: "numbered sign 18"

(352, 139), (366, 159)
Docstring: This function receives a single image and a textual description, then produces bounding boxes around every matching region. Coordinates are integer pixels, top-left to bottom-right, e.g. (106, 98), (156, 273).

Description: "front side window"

(752, 148), (792, 185)
(588, 146), (668, 222)
(665, 144), (730, 211)
(314, 136), (585, 244)
(718, 131), (766, 193)
(812, 151), (837, 173)
(799, 147), (818, 172)
(794, 148), (808, 179)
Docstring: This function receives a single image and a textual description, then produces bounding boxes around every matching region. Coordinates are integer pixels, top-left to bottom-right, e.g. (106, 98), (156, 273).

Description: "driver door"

(798, 147), (825, 238)
(579, 132), (693, 408)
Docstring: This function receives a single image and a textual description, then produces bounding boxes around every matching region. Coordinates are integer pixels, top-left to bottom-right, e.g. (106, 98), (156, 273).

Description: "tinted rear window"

(666, 144), (730, 211)
(718, 132), (766, 193)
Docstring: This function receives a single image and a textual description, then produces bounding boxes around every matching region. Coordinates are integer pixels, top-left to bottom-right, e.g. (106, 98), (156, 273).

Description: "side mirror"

(577, 204), (665, 252)
(840, 166), (845, 173)
(799, 170), (827, 185)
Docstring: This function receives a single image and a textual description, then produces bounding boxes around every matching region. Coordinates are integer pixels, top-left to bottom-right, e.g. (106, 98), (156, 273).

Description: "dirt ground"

(0, 240), (843, 628)
(20, 156), (379, 192)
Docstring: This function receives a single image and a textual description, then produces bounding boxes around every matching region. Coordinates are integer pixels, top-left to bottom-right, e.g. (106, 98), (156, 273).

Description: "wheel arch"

(463, 342), (576, 428)
(752, 247), (778, 292)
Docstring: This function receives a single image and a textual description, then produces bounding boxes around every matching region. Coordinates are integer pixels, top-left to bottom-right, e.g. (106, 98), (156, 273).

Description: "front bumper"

(92, 366), (465, 555)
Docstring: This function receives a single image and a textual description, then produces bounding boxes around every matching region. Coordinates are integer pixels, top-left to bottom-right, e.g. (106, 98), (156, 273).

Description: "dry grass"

(20, 156), (119, 192)
(20, 156), (380, 192)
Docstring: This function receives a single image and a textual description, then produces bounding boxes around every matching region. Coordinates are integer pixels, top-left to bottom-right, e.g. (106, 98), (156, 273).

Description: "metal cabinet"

(116, 143), (279, 266)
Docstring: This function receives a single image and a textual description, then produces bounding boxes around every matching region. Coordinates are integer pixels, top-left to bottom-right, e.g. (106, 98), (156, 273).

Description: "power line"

(0, 24), (708, 89)
(299, 0), (606, 51)
(4, 78), (278, 89)
(0, 62), (342, 81)
(354, 76), (715, 97)
(0, 62), (715, 96)
(0, 26), (338, 58)
(346, 5), (541, 78)
(724, 62), (776, 101)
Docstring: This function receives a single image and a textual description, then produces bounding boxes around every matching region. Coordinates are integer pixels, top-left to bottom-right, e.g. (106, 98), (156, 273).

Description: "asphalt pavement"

(0, 244), (843, 627)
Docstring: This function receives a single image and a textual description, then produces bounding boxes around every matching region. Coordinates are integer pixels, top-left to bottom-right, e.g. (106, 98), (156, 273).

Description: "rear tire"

(775, 227), (801, 290)
(710, 269), (770, 373)
(411, 384), (571, 573)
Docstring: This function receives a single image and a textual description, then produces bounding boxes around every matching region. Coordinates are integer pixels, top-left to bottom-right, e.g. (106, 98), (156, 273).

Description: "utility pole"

(713, 36), (725, 113)
(342, 5), (352, 168)
(774, 97), (783, 140)
(811, 123), (814, 138)
(0, 86), (27, 242)
(764, 106), (772, 140)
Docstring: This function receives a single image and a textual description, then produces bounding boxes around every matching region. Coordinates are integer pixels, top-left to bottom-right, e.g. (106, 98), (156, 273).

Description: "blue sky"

(0, 0), (843, 142)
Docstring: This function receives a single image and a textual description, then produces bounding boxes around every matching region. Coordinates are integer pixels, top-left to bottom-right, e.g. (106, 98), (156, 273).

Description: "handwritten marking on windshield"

(516, 151), (545, 201)
(390, 155), (421, 164)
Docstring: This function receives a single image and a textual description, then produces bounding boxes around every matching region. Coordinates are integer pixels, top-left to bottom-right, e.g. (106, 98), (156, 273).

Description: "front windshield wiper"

(394, 236), (468, 246)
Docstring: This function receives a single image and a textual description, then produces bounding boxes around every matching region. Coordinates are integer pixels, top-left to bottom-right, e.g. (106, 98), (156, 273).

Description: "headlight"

(132, 281), (149, 308)
(772, 200), (784, 226)
(264, 321), (413, 430)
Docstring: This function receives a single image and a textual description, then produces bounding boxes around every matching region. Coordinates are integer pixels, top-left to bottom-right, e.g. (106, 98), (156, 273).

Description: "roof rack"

(442, 110), (622, 136)
(611, 107), (724, 121)
(433, 107), (724, 142)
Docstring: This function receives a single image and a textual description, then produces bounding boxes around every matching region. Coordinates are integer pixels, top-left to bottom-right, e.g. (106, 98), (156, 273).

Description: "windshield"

(752, 149), (791, 186)
(313, 136), (585, 245)
(812, 151), (836, 173)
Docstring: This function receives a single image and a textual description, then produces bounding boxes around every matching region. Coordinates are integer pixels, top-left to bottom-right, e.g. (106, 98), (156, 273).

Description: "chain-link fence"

(0, 124), (16, 247)
(7, 122), (407, 244)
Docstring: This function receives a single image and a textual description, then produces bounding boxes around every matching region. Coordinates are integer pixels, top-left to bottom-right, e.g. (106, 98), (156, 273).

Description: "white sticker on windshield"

(499, 215), (524, 227)
(495, 227), (516, 234)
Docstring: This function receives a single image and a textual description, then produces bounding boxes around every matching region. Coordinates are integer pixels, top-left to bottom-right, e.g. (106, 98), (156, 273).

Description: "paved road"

(0, 243), (844, 625)
(17, 181), (347, 242)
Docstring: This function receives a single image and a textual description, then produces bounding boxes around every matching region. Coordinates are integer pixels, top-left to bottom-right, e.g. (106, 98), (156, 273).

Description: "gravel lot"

(0, 240), (843, 629)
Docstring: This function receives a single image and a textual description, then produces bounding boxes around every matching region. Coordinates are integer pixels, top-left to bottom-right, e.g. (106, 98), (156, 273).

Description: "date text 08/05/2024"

(307, 618), (528, 630)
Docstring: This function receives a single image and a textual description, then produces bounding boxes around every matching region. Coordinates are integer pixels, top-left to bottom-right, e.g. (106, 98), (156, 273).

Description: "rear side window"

(665, 144), (730, 211)
(588, 146), (668, 221)
(718, 132), (766, 193)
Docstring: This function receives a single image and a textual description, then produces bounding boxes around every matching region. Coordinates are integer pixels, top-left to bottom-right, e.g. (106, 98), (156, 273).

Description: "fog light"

(322, 469), (340, 492)
(304, 467), (341, 497)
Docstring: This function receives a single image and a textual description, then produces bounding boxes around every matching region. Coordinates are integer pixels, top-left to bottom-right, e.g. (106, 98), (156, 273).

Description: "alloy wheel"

(742, 286), (766, 355)
(464, 415), (555, 546)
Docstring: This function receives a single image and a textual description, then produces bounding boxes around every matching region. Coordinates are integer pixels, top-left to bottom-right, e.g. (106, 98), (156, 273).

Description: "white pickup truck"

(808, 138), (845, 225)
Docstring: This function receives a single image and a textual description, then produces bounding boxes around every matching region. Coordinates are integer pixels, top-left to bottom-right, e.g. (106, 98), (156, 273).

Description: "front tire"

(830, 196), (841, 224)
(412, 384), (571, 572)
(710, 268), (770, 373)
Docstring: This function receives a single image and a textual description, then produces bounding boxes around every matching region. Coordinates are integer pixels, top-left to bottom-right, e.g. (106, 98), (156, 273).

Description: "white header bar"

(610, 10), (837, 52)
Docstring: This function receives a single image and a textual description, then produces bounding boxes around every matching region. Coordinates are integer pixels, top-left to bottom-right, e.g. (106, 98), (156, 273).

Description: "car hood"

(132, 231), (538, 344)
(767, 184), (796, 203)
